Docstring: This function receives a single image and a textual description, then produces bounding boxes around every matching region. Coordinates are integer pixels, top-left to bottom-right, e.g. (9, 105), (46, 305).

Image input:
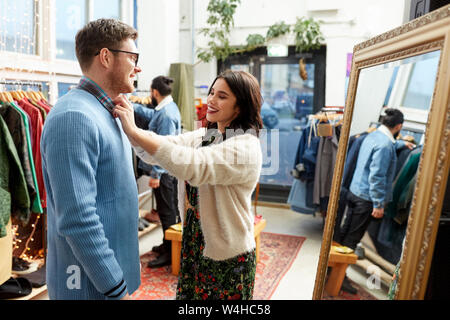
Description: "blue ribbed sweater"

(41, 88), (140, 300)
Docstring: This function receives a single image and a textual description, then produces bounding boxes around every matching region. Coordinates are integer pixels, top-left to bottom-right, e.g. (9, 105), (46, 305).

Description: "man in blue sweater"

(133, 76), (181, 268)
(41, 19), (142, 300)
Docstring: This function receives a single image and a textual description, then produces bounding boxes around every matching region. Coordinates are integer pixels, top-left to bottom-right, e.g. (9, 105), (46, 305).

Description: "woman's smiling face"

(206, 78), (240, 131)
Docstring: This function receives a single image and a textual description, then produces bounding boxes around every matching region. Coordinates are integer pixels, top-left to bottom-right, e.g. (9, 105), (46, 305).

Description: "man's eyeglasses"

(95, 48), (139, 66)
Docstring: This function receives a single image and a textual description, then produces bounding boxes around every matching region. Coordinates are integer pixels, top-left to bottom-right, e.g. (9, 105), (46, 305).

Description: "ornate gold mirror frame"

(313, 5), (450, 300)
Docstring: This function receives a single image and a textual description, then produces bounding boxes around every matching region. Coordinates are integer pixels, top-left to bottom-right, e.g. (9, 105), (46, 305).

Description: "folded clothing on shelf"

(21, 265), (46, 288)
(0, 277), (32, 299)
(12, 257), (38, 275)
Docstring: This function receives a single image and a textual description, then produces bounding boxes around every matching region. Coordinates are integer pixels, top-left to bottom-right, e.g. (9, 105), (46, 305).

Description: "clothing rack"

(0, 79), (49, 283)
(0, 80), (43, 90)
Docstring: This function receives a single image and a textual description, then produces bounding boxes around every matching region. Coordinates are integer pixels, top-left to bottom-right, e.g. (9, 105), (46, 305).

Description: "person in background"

(41, 19), (141, 300)
(338, 108), (415, 293)
(133, 76), (182, 268)
(114, 70), (263, 300)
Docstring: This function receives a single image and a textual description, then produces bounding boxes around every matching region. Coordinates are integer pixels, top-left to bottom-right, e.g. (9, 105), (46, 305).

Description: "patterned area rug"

(131, 232), (306, 300)
(322, 279), (378, 300)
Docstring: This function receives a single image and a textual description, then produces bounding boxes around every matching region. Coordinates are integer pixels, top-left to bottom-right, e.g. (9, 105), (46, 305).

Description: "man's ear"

(98, 48), (112, 69)
(394, 123), (403, 134)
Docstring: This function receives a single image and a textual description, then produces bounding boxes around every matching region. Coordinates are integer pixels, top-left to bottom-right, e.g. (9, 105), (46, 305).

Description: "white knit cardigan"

(133, 128), (262, 260)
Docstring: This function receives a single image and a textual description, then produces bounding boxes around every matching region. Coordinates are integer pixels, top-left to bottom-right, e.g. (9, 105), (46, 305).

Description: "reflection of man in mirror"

(341, 108), (415, 249)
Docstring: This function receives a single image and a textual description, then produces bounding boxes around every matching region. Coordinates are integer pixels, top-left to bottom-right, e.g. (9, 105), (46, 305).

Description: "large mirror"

(312, 5), (450, 300)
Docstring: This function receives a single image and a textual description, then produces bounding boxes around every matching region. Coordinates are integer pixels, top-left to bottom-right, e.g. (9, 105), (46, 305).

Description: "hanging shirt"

(18, 98), (46, 209)
(37, 99), (51, 114)
(8, 102), (43, 214)
(29, 100), (47, 123)
(293, 125), (320, 181)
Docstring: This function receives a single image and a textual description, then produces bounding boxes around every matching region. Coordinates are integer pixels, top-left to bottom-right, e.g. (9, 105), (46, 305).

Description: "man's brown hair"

(75, 18), (138, 71)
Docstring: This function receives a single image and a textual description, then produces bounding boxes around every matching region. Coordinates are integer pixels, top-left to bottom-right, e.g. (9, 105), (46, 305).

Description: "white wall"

(176, 0), (407, 106)
(136, 0), (180, 91)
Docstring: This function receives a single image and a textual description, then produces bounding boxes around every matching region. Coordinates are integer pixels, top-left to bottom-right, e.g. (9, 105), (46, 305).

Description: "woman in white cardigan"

(114, 70), (263, 300)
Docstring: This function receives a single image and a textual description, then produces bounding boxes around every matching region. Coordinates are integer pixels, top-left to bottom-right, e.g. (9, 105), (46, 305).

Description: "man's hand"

(372, 207), (384, 219)
(149, 178), (160, 189)
(404, 141), (416, 150)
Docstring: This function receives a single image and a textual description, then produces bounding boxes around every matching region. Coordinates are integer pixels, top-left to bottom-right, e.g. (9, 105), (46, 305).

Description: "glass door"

(220, 46), (326, 202)
(259, 62), (314, 186)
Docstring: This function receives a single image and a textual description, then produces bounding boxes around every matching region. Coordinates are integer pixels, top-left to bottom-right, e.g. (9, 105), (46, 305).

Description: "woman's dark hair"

(151, 76), (174, 96)
(206, 70), (263, 137)
(381, 108), (404, 128)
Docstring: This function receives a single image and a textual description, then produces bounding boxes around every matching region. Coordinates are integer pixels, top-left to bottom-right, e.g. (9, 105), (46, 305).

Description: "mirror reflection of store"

(219, 45), (326, 203)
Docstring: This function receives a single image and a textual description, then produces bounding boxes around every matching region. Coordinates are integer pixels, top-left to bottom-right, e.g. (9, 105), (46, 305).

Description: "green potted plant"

(196, 0), (325, 64)
(293, 17), (324, 53)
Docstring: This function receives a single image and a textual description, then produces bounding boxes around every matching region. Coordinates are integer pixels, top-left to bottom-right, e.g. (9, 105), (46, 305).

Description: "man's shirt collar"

(77, 76), (116, 115)
(155, 95), (173, 111)
(378, 124), (396, 143)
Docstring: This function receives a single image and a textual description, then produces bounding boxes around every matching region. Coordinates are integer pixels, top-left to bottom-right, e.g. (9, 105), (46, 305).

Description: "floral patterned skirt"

(176, 182), (256, 300)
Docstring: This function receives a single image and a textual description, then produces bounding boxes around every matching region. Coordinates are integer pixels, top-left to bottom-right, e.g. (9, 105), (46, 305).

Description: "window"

(93, 0), (121, 20)
(56, 0), (122, 61)
(0, 0), (36, 55)
(402, 51), (440, 111)
(230, 64), (249, 73)
(58, 82), (78, 98)
(56, 0), (87, 60)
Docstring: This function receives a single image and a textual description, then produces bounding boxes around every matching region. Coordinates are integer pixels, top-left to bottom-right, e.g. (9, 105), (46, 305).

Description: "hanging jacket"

(293, 125), (320, 181)
(0, 116), (30, 237)
(0, 102), (36, 220)
(313, 126), (339, 207)
(341, 132), (369, 193)
(385, 147), (422, 219)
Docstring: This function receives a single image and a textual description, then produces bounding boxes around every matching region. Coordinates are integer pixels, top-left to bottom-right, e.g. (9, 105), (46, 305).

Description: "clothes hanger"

(0, 92), (7, 102)
(37, 91), (46, 101)
(3, 91), (14, 102)
(26, 91), (38, 102)
(10, 91), (21, 101)
(21, 90), (33, 101)
(33, 91), (41, 102)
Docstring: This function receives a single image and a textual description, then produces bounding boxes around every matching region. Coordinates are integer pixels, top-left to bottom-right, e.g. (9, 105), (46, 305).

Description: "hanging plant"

(245, 34), (266, 50)
(196, 0), (324, 64)
(293, 17), (325, 53)
(196, 0), (241, 63)
(266, 21), (291, 41)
